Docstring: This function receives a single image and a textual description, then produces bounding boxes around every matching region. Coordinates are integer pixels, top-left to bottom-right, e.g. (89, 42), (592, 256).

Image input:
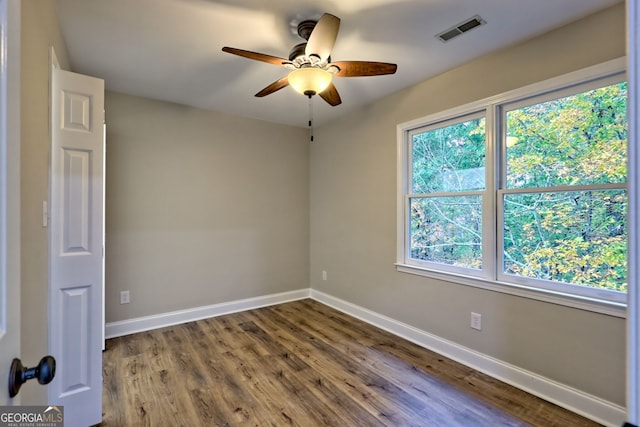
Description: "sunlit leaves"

(503, 190), (627, 291)
(501, 82), (628, 292)
(409, 80), (628, 293)
(410, 117), (485, 268)
(506, 82), (627, 188)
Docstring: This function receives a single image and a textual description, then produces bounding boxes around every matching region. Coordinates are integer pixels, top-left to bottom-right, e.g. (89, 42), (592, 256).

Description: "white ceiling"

(55, 0), (621, 128)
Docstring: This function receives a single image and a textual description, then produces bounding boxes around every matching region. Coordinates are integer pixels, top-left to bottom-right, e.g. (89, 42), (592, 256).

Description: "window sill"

(395, 263), (627, 318)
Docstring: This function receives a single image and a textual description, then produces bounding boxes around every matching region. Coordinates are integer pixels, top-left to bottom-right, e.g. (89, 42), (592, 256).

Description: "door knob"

(8, 355), (56, 398)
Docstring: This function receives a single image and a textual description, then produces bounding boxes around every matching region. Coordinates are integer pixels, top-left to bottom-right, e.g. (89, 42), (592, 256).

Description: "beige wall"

(20, 0), (70, 404)
(310, 3), (627, 406)
(104, 92), (309, 322)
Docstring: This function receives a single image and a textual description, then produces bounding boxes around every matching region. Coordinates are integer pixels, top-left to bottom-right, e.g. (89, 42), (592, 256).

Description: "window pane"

(411, 117), (485, 193)
(503, 190), (627, 292)
(506, 82), (627, 189)
(410, 196), (482, 268)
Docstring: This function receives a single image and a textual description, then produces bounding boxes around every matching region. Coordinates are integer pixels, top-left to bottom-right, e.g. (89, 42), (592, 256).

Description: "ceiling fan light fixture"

(223, 13), (395, 107)
(288, 68), (332, 97)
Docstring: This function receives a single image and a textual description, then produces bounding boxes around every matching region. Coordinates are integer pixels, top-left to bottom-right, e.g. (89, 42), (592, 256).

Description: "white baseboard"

(105, 288), (310, 339)
(105, 287), (626, 426)
(309, 289), (626, 427)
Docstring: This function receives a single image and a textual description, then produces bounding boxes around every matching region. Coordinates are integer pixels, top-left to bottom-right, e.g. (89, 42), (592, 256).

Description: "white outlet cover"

(471, 312), (482, 330)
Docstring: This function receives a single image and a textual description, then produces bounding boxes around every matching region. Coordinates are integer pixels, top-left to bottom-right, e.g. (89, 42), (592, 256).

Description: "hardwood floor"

(101, 299), (601, 426)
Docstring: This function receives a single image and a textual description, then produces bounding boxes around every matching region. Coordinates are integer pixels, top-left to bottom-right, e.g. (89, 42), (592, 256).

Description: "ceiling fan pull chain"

(308, 96), (314, 143)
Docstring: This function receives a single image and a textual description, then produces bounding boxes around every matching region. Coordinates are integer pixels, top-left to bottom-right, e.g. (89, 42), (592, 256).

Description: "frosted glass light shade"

(288, 68), (332, 96)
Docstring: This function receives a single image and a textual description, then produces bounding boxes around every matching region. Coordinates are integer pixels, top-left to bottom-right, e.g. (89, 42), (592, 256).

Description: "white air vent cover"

(436, 15), (486, 42)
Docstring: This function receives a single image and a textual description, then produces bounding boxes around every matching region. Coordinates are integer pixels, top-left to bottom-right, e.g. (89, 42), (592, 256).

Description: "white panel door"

(50, 68), (104, 426)
(0, 0), (21, 405)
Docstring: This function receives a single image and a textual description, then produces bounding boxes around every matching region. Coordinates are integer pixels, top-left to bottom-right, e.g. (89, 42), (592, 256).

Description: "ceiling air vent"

(436, 15), (486, 42)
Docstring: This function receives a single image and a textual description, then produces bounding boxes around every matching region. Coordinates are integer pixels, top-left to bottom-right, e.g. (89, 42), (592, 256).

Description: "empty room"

(3, 0), (639, 426)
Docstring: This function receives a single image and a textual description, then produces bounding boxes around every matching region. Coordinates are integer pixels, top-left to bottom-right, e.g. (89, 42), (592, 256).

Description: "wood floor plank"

(100, 299), (602, 426)
(231, 313), (387, 426)
(266, 301), (526, 427)
(248, 304), (425, 425)
(289, 300), (570, 425)
(268, 307), (451, 424)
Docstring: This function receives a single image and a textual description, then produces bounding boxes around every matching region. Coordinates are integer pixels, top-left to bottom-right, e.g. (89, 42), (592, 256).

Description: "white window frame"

(397, 57), (627, 317)
(406, 110), (491, 279)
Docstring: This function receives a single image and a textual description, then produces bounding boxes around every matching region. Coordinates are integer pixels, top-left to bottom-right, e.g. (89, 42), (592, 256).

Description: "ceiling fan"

(222, 13), (397, 107)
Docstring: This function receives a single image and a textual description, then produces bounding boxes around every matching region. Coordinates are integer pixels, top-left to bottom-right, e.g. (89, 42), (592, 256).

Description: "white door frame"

(627, 0), (639, 423)
(0, 0), (21, 405)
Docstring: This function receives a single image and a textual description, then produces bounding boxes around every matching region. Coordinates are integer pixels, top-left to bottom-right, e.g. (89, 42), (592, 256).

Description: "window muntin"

(399, 66), (627, 308)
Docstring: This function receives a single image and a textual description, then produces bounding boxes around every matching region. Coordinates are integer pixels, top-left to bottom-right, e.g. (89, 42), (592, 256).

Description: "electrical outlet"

(322, 270), (327, 281)
(120, 290), (130, 304)
(470, 312), (482, 331)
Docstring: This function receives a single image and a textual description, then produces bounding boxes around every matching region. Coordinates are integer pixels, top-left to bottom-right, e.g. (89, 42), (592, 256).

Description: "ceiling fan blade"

(305, 13), (340, 62)
(222, 47), (289, 67)
(319, 82), (342, 106)
(330, 61), (397, 77)
(255, 77), (290, 97)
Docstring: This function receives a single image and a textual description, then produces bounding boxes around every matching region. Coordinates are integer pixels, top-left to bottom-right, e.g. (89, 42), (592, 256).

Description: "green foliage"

(410, 118), (485, 267)
(411, 196), (483, 268)
(506, 83), (627, 188)
(412, 118), (485, 193)
(503, 190), (627, 292)
(410, 82), (628, 292)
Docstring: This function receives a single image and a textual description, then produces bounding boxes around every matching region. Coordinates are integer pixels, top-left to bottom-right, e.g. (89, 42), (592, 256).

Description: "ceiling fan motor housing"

(289, 43), (307, 61)
(297, 19), (317, 40)
(288, 43), (331, 67)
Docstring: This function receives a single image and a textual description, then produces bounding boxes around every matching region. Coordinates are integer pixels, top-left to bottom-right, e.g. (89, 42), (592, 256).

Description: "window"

(397, 60), (627, 313)
(408, 113), (486, 274)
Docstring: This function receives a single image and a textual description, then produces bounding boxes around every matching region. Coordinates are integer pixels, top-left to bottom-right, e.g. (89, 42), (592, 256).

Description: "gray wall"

(310, 3), (626, 406)
(104, 92), (309, 322)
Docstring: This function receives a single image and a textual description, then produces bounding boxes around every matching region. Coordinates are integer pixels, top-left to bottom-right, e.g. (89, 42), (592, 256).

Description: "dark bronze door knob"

(8, 355), (56, 398)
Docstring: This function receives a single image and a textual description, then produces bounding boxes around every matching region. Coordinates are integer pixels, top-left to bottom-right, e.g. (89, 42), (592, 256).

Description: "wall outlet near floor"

(322, 270), (327, 281)
(120, 290), (130, 304)
(470, 312), (482, 330)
